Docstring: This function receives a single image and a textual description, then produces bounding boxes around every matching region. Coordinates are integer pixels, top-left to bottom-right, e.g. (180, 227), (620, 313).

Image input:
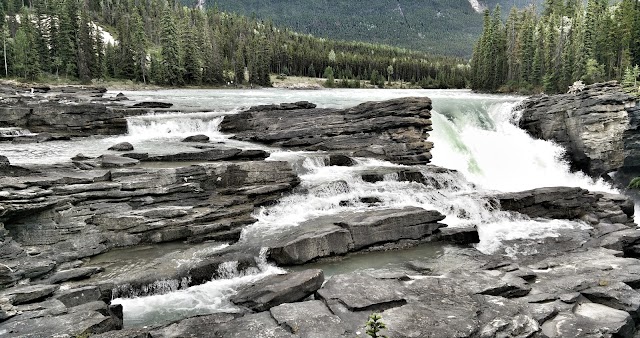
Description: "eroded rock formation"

(519, 81), (640, 177)
(220, 98), (435, 165)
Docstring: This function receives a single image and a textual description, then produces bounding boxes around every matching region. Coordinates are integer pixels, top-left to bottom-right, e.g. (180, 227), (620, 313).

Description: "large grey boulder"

(182, 134), (210, 143)
(230, 269), (324, 312)
(108, 142), (134, 151)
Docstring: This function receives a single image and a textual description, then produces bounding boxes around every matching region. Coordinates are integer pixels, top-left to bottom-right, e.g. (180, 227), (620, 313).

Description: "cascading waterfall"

(112, 247), (284, 327)
(84, 91), (625, 328)
(124, 112), (229, 141)
(429, 101), (616, 193)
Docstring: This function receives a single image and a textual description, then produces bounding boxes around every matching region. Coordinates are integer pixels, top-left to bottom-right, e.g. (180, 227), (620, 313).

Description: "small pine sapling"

(366, 313), (388, 338)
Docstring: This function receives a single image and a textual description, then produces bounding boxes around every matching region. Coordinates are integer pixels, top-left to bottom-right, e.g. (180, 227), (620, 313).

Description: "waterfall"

(111, 247), (284, 327)
(59, 90), (625, 328)
(430, 100), (616, 194)
(125, 112), (228, 141)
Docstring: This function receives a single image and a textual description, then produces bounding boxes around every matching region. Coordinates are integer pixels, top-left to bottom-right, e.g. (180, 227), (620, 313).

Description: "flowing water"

(2, 88), (621, 327)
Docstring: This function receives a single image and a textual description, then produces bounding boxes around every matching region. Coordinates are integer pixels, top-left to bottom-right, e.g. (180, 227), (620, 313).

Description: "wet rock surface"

(519, 81), (640, 177)
(220, 97), (435, 165)
(0, 84), (174, 138)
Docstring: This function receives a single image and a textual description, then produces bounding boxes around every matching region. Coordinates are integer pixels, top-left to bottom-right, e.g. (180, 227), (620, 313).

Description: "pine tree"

(622, 66), (639, 96)
(131, 11), (148, 83)
(183, 24), (202, 85)
(160, 8), (182, 86)
(77, 6), (94, 83)
(14, 9), (41, 81)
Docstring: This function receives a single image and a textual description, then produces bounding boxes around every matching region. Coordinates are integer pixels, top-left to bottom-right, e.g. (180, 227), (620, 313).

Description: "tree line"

(0, 0), (470, 89)
(470, 0), (640, 94)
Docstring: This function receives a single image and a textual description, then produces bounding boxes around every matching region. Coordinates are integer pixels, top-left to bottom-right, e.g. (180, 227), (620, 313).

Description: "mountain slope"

(202, 0), (544, 57)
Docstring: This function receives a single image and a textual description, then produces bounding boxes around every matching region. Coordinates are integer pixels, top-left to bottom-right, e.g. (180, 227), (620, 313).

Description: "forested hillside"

(470, 0), (640, 94)
(0, 0), (469, 88)
(195, 0), (545, 58)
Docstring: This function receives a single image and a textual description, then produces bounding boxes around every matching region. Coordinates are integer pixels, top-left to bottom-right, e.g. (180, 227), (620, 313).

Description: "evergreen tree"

(160, 8), (182, 86)
(183, 24), (202, 85)
(131, 11), (148, 83)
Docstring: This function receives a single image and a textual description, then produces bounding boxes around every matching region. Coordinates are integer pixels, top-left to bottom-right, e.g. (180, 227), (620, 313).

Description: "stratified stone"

(519, 81), (639, 176)
(230, 269), (324, 312)
(542, 302), (635, 338)
(0, 284), (59, 305)
(100, 155), (139, 168)
(270, 301), (348, 337)
(220, 97), (434, 165)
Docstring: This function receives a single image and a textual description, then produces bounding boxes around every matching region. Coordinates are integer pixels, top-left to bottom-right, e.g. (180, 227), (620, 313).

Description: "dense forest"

(470, 0), (640, 94)
(0, 0), (470, 88)
(199, 0), (545, 58)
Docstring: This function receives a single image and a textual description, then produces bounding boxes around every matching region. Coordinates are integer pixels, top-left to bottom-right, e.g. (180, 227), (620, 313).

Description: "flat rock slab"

(54, 285), (102, 307)
(205, 312), (294, 338)
(150, 312), (243, 338)
(0, 309), (118, 337)
(100, 155), (139, 168)
(230, 269), (324, 312)
(542, 302), (635, 337)
(0, 284), (59, 305)
(270, 301), (348, 337)
(132, 101), (173, 108)
(46, 267), (104, 284)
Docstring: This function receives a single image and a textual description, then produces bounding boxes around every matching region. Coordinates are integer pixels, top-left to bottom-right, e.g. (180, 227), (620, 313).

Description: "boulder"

(230, 269), (324, 312)
(54, 286), (102, 308)
(108, 142), (134, 151)
(131, 101), (173, 108)
(327, 154), (356, 167)
(0, 155), (9, 167)
(182, 134), (210, 143)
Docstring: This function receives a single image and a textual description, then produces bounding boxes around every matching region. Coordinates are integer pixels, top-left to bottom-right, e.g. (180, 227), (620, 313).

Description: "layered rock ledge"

(519, 81), (640, 177)
(219, 98), (434, 165)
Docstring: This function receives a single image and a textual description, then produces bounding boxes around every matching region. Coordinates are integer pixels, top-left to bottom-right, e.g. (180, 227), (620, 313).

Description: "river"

(2, 88), (619, 327)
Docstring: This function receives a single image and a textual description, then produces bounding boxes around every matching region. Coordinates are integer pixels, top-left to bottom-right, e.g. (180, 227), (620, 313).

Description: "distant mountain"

(198, 0), (545, 58)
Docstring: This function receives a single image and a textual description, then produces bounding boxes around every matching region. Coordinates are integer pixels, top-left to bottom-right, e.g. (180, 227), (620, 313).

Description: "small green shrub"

(366, 313), (388, 338)
(628, 177), (640, 189)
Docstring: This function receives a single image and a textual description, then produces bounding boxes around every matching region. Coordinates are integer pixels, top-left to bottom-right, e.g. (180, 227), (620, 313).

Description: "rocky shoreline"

(1, 84), (640, 337)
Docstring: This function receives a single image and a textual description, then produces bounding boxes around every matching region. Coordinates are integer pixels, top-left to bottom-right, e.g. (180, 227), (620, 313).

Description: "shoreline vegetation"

(0, 0), (468, 91)
(0, 74), (431, 92)
(470, 0), (640, 96)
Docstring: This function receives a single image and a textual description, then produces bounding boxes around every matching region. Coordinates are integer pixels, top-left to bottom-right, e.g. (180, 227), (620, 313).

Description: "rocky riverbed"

(1, 84), (640, 337)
